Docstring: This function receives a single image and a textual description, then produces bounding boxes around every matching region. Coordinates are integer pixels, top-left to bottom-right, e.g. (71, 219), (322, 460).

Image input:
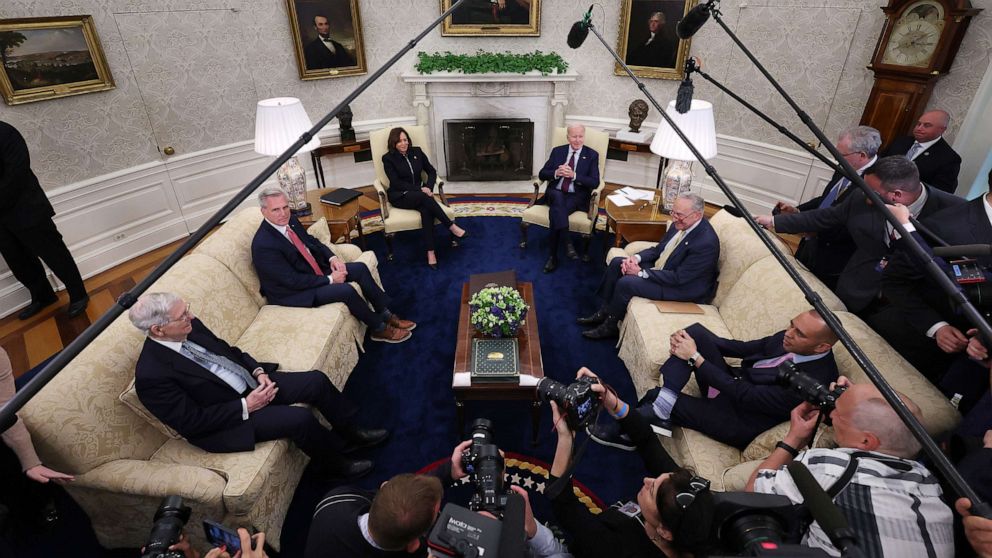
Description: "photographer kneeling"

(547, 368), (713, 557)
(746, 376), (954, 557)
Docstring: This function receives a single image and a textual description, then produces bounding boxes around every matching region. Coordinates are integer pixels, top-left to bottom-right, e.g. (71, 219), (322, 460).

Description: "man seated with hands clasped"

(546, 367), (715, 558)
(589, 310), (839, 451)
(746, 375), (955, 557)
(129, 292), (388, 482)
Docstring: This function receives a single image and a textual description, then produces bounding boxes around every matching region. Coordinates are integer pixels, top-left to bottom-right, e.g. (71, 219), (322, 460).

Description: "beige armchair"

(520, 126), (609, 261)
(369, 125), (456, 260)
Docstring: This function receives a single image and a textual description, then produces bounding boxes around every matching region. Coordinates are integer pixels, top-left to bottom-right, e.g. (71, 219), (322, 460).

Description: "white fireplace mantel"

(401, 71), (578, 179)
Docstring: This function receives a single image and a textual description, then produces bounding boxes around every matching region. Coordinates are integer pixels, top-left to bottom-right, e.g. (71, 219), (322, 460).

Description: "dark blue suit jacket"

(672, 329), (839, 448)
(134, 319), (279, 452)
(882, 136), (961, 193)
(636, 218), (720, 303)
(537, 144), (600, 210)
(251, 217), (334, 307)
(381, 146), (438, 203)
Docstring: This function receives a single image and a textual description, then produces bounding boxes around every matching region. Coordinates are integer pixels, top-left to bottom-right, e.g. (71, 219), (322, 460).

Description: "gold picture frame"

(287, 0), (367, 81)
(0, 16), (115, 105)
(441, 0), (541, 37)
(615, 0), (696, 80)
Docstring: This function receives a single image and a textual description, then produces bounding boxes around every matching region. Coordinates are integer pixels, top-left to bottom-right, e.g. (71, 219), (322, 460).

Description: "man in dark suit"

(874, 172), (992, 381)
(251, 187), (413, 344)
(772, 126), (880, 290)
(589, 310), (839, 450)
(881, 109), (962, 193)
(537, 124), (600, 273)
(302, 15), (356, 71)
(579, 193), (720, 340)
(625, 11), (678, 68)
(0, 121), (88, 320)
(756, 156), (964, 316)
(129, 292), (387, 480)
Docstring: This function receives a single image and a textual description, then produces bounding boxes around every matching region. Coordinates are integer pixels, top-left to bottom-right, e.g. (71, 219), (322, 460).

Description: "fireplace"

(443, 119), (534, 182)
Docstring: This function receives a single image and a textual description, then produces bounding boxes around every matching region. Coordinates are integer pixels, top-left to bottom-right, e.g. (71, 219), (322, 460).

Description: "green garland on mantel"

(415, 50), (568, 75)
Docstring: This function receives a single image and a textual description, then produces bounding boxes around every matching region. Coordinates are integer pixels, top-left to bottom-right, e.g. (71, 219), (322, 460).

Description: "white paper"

(608, 193), (634, 207)
(519, 374), (541, 387)
(618, 187), (654, 201)
(453, 372), (472, 387)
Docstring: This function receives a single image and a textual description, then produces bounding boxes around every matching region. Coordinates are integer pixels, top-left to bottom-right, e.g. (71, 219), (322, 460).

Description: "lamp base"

(662, 160), (694, 213)
(291, 203), (312, 217)
(277, 156), (311, 218)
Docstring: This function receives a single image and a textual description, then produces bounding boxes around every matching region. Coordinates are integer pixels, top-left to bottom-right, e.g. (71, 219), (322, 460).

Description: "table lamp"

(649, 99), (717, 212)
(254, 97), (321, 216)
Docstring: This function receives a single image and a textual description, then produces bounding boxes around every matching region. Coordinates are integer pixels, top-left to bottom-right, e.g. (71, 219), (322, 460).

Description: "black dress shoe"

(341, 428), (389, 453)
(543, 257), (558, 273)
(565, 242), (579, 260)
(17, 296), (58, 320)
(66, 296), (89, 318)
(577, 308), (609, 326)
(322, 459), (374, 481)
(582, 320), (620, 340)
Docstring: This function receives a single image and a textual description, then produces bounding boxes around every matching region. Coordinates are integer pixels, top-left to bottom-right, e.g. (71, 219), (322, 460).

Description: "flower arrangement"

(469, 286), (529, 338)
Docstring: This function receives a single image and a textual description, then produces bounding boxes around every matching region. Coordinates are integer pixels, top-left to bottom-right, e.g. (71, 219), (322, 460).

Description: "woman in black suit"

(382, 127), (466, 269)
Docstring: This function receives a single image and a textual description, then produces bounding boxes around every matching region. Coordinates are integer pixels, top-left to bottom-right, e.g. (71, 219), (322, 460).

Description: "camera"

(776, 362), (846, 422)
(461, 418), (510, 515)
(536, 376), (602, 430)
(428, 503), (504, 558)
(708, 492), (830, 556)
(140, 496), (192, 558)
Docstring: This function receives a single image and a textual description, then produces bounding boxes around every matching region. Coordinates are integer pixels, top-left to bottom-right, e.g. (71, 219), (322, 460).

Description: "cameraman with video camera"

(746, 376), (955, 557)
(545, 367), (714, 558)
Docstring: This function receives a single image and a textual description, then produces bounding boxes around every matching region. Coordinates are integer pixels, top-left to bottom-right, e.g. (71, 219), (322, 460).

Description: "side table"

(309, 140), (372, 188)
(604, 188), (671, 248)
(302, 188), (366, 249)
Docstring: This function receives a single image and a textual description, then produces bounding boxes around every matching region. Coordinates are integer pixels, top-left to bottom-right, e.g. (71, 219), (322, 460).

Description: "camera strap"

(826, 455), (860, 498)
(544, 433), (595, 500)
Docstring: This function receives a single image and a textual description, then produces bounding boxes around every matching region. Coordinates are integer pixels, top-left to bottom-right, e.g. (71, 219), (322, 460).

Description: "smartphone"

(203, 519), (241, 552)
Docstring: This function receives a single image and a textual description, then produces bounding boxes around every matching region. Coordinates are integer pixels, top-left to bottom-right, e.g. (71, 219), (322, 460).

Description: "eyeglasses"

(166, 303), (193, 324)
(670, 210), (699, 221)
(674, 476), (710, 511)
(838, 151), (864, 158)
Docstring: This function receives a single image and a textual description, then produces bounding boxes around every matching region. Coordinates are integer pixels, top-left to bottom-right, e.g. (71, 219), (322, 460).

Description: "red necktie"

(560, 151), (576, 193)
(286, 228), (323, 276)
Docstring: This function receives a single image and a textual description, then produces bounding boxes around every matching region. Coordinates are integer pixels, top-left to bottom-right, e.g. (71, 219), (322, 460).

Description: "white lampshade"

(254, 97), (321, 157)
(650, 99), (717, 162)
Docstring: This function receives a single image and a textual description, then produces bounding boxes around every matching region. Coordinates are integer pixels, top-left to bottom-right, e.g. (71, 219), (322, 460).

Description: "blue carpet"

(8, 216), (651, 556)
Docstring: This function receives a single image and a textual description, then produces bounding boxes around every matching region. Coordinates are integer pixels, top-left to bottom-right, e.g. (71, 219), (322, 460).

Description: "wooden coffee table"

(304, 187), (366, 249)
(453, 282), (544, 446)
(604, 188), (671, 247)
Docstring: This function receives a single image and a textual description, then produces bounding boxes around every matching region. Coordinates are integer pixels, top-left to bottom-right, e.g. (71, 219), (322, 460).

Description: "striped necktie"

(181, 340), (258, 391)
(906, 142), (924, 160)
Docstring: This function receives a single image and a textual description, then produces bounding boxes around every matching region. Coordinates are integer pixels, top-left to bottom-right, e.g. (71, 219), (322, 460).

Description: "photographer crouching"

(545, 367), (714, 557)
(745, 376), (954, 557)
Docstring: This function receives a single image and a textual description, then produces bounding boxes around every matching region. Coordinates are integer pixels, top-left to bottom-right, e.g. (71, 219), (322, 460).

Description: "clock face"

(881, 0), (945, 67)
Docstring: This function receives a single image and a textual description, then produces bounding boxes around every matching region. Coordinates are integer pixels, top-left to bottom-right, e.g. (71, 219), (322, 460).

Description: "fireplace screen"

(443, 119), (534, 182)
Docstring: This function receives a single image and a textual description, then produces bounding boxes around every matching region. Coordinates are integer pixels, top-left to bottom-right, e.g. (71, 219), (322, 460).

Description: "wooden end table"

(453, 282), (543, 446)
(303, 188), (366, 250)
(604, 188), (671, 248)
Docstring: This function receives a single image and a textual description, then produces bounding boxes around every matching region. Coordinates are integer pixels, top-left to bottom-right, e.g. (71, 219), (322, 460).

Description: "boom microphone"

(567, 5), (594, 48)
(675, 57), (699, 113)
(788, 462), (865, 558)
(932, 244), (992, 258)
(676, 0), (712, 39)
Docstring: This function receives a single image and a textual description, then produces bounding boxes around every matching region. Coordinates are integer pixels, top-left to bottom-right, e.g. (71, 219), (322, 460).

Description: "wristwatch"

(687, 351), (702, 368)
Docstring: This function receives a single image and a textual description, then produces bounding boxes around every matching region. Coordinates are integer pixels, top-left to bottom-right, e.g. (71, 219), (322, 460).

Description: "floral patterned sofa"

(19, 207), (379, 551)
(610, 209), (960, 490)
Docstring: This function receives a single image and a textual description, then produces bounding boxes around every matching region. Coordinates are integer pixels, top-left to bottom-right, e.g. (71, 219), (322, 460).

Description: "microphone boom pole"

(579, 16), (990, 517)
(0, 0), (473, 434)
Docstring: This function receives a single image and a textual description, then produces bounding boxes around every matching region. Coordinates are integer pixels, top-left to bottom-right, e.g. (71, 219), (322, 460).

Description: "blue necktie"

(818, 177), (848, 209)
(181, 340), (258, 392)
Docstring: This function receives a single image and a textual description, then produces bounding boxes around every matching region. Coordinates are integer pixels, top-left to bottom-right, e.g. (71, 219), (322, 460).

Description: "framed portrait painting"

(441, 0), (541, 37)
(0, 16), (114, 105)
(287, 0), (367, 80)
(615, 0), (696, 80)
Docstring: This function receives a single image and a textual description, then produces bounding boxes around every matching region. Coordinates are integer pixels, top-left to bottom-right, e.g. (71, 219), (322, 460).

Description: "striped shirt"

(754, 447), (954, 558)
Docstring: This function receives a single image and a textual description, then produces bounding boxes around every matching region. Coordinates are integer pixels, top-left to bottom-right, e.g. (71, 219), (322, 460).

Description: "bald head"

(834, 383), (923, 458)
(913, 110), (949, 143)
(782, 310), (837, 355)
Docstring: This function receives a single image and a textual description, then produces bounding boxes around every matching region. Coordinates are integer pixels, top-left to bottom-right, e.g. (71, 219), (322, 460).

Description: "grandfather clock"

(859, 0), (980, 150)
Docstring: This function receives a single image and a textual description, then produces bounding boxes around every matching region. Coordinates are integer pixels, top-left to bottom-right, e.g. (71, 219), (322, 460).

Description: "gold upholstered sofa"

(19, 207), (380, 551)
(610, 209), (960, 490)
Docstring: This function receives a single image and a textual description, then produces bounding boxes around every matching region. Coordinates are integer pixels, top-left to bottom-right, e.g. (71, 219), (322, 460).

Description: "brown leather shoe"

(388, 314), (416, 331)
(370, 325), (412, 343)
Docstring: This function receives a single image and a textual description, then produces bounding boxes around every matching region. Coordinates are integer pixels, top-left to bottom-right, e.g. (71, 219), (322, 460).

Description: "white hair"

(257, 186), (288, 207)
(851, 396), (923, 458)
(128, 292), (182, 335)
(677, 192), (705, 213)
(566, 123), (585, 135)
